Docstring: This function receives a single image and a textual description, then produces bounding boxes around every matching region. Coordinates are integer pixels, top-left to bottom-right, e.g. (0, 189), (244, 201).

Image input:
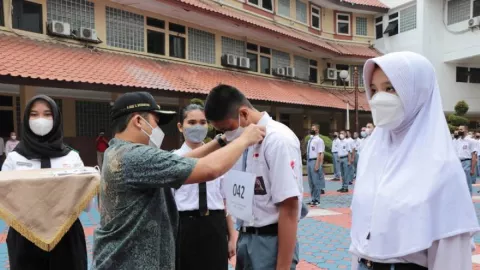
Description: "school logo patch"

(463, 145), (468, 150)
(311, 146), (316, 151)
(290, 160), (295, 169)
(254, 176), (267, 195)
(253, 152), (259, 158)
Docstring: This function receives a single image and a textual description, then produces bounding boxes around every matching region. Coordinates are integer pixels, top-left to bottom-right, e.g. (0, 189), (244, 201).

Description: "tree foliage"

(447, 100), (471, 131)
(454, 100), (469, 116)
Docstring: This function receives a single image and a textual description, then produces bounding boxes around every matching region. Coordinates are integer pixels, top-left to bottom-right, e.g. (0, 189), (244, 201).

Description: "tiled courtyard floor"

(1, 177), (480, 269)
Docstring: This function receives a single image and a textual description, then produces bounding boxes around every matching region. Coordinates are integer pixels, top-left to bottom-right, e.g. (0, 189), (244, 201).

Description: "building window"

(47, 0), (95, 32)
(384, 13), (399, 36)
(356, 17), (367, 36)
(221, 37), (246, 57)
(247, 43), (272, 74)
(260, 56), (271, 74)
(248, 0), (273, 12)
(12, 0), (43, 33)
(447, 0), (471, 25)
(146, 17), (165, 55)
(278, 0), (290, 17)
(272, 49), (290, 69)
(375, 16), (383, 39)
(106, 7), (144, 52)
(311, 5), (321, 29)
(309, 59), (318, 83)
(336, 64), (350, 87)
(0, 1), (4, 26)
(400, 5), (417, 32)
(336, 13), (351, 35)
(188, 28), (215, 64)
(474, 0), (480, 17)
(470, 68), (480, 83)
(296, 0), (307, 24)
(294, 55), (309, 81)
(456, 67), (469, 82)
(247, 52), (258, 72)
(169, 23), (186, 59)
(350, 65), (364, 87)
(76, 101), (111, 137)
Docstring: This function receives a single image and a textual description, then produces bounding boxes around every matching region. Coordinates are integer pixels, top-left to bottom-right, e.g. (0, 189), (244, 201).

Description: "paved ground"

(1, 177), (480, 269)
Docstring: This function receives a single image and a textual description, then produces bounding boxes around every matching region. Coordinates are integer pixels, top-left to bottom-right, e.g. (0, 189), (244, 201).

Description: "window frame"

(375, 16), (383, 39)
(456, 66), (469, 83)
(168, 22), (187, 59)
(12, 0), (43, 34)
(247, 43), (272, 75)
(295, 0), (308, 24)
(0, 0), (5, 27)
(309, 59), (318, 83)
(310, 4), (321, 30)
(384, 12), (399, 36)
(473, 0), (480, 18)
(247, 0), (274, 13)
(336, 12), (351, 36)
(146, 17), (166, 56)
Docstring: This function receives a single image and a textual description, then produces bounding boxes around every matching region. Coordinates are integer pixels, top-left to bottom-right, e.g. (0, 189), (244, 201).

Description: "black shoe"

(337, 188), (344, 192)
(339, 188), (349, 193)
(321, 189), (325, 194)
(307, 201), (314, 205)
(349, 181), (353, 185)
(312, 201), (320, 206)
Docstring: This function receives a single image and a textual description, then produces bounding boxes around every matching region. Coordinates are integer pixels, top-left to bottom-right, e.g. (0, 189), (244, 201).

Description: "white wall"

(379, 0), (415, 9)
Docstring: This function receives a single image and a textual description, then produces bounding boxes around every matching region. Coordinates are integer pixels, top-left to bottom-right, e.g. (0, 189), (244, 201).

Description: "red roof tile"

(0, 34), (369, 111)
(342, 0), (389, 9)
(174, 0), (380, 58)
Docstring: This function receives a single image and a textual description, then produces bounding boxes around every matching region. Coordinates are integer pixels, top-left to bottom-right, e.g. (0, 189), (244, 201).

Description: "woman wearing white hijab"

(350, 52), (480, 270)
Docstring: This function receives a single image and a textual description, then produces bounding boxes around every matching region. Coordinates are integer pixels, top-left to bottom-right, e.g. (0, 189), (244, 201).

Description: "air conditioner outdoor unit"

(285, 67), (295, 78)
(237, 56), (251, 69)
(325, 68), (337, 80)
(221, 54), (238, 67)
(79, 27), (98, 41)
(273, 67), (286, 76)
(468, 17), (480, 28)
(47, 20), (71, 36)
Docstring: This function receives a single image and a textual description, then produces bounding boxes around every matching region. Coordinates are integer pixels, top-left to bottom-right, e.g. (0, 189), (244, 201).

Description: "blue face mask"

(184, 125), (208, 143)
(361, 131), (367, 138)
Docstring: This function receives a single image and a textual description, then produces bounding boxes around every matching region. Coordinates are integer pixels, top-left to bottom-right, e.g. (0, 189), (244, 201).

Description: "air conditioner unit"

(324, 68), (337, 80)
(273, 67), (286, 76)
(79, 27), (98, 41)
(47, 20), (71, 36)
(285, 67), (295, 78)
(221, 54), (238, 67)
(237, 56), (251, 69)
(468, 17), (480, 28)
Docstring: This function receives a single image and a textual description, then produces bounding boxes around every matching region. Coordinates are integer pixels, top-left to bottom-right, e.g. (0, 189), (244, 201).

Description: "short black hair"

(204, 84), (252, 121)
(180, 104), (204, 123)
(312, 123), (320, 129)
(111, 112), (149, 134)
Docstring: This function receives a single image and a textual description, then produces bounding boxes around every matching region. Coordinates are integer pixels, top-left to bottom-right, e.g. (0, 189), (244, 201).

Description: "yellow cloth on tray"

(0, 167), (100, 251)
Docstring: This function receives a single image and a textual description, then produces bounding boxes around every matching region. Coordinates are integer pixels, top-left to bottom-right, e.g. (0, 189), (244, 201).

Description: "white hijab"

(350, 52), (480, 259)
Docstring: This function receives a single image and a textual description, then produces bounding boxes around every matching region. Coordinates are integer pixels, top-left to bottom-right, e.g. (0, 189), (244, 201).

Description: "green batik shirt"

(92, 138), (197, 270)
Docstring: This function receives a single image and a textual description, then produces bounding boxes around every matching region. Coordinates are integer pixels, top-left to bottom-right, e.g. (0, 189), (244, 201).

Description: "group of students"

(2, 51), (480, 270)
(452, 126), (480, 194)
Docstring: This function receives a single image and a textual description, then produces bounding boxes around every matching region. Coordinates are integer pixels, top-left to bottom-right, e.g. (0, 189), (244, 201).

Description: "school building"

(0, 0), (386, 165)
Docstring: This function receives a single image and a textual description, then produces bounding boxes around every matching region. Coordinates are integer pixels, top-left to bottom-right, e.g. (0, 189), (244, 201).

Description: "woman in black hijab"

(2, 95), (88, 270)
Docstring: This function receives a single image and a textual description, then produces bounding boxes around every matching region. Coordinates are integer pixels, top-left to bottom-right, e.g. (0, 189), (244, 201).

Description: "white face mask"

(224, 114), (245, 142)
(339, 134), (345, 139)
(29, 118), (54, 136)
(11, 136), (16, 140)
(369, 92), (405, 130)
(140, 117), (165, 148)
(365, 128), (372, 135)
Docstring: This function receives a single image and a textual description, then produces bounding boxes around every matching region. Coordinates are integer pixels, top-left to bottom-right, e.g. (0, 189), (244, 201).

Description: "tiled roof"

(0, 34), (369, 111)
(175, 0), (380, 58)
(342, 0), (389, 9)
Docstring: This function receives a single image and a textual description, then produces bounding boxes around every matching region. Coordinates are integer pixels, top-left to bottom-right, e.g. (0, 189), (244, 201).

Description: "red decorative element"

(290, 160), (295, 169)
(253, 153), (259, 158)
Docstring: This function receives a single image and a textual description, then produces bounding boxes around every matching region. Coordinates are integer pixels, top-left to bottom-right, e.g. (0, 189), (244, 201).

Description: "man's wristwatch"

(215, 134), (227, 147)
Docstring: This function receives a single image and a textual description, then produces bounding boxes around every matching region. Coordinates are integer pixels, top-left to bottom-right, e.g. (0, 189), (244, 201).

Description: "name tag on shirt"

(16, 161), (32, 167)
(224, 170), (256, 223)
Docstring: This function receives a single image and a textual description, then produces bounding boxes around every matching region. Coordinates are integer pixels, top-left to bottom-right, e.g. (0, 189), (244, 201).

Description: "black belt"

(359, 259), (427, 270)
(308, 158), (317, 161)
(179, 209), (225, 217)
(339, 156), (348, 158)
(241, 223), (278, 235)
(461, 158), (472, 162)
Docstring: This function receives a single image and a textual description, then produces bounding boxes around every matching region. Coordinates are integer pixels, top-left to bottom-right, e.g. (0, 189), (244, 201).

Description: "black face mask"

(333, 134), (338, 138)
(476, 136), (480, 139)
(454, 134), (459, 139)
(458, 131), (465, 137)
(310, 130), (316, 135)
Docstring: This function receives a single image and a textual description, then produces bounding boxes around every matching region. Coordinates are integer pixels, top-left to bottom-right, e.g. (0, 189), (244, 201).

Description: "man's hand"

(238, 124), (266, 146)
(314, 162), (320, 172)
(471, 169), (476, 176)
(228, 239), (236, 259)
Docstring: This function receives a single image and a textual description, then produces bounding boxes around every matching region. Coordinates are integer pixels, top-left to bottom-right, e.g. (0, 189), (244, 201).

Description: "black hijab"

(14, 95), (70, 168)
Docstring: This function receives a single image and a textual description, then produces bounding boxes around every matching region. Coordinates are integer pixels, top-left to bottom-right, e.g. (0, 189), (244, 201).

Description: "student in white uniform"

(173, 104), (236, 270)
(456, 125), (477, 194)
(331, 132), (341, 180)
(475, 131), (480, 182)
(204, 84), (302, 270)
(2, 95), (89, 270)
(336, 130), (351, 193)
(306, 124), (325, 206)
(350, 52), (479, 270)
(352, 132), (360, 180)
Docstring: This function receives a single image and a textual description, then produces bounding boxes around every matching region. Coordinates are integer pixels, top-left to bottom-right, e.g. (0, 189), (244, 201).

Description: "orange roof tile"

(174, 0), (380, 58)
(0, 34), (369, 111)
(342, 0), (389, 9)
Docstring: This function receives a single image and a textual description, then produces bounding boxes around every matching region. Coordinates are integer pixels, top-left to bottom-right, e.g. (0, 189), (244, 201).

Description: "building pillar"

(305, 113), (312, 130)
(330, 112), (338, 132)
(63, 98), (76, 137)
(19, 85), (36, 121)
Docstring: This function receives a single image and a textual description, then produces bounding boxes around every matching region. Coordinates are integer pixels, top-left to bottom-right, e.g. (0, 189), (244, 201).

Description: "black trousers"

(177, 210), (228, 270)
(7, 218), (88, 270)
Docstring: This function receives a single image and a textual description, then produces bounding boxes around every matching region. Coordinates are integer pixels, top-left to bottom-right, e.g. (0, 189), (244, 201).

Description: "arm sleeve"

(123, 145), (198, 189)
(1, 154), (15, 171)
(470, 140), (478, 154)
(265, 134), (302, 204)
(317, 139), (325, 153)
(427, 233), (472, 270)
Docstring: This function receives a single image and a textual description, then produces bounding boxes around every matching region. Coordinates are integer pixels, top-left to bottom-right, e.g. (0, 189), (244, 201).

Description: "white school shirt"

(336, 139), (350, 157)
(347, 138), (356, 152)
(1, 150), (93, 212)
(455, 137), (477, 160)
(307, 135), (325, 160)
(5, 140), (19, 156)
(172, 143), (225, 211)
(244, 112), (303, 227)
(332, 138), (339, 153)
(355, 138), (364, 153)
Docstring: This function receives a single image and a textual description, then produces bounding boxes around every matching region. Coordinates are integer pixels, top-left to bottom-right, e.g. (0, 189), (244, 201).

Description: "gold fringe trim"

(0, 183), (99, 251)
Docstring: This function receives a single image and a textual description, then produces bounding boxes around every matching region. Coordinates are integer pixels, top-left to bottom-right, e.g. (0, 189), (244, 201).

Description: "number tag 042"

(224, 170), (256, 223)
